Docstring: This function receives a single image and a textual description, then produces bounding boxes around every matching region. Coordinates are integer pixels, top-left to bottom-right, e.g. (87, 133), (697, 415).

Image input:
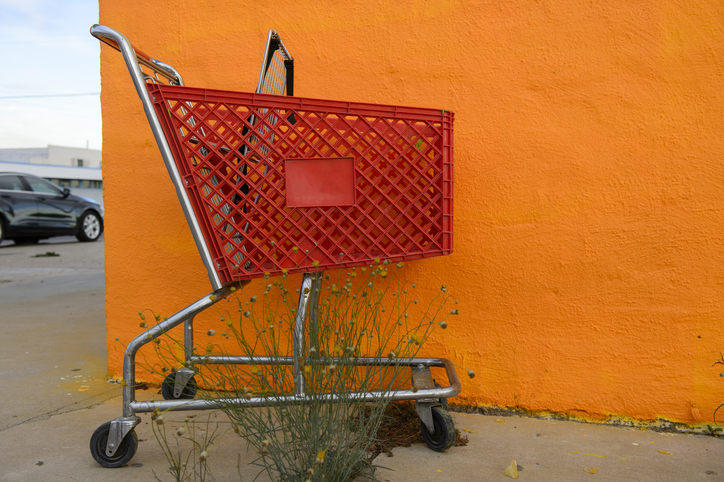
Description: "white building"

(0, 145), (102, 168)
(0, 146), (103, 205)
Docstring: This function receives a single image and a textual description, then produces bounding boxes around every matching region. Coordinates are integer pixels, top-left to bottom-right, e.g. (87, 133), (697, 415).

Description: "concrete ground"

(0, 237), (723, 481)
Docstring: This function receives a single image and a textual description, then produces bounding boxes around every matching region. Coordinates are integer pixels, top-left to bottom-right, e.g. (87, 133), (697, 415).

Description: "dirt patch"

(367, 402), (468, 458)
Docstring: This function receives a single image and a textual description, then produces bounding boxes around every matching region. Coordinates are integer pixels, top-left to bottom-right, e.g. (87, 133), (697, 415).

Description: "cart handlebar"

(90, 24), (226, 290)
(90, 24), (183, 86)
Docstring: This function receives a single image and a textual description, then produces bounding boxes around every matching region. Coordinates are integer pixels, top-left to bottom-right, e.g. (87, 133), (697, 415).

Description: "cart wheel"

(161, 372), (197, 400)
(420, 407), (456, 452)
(90, 421), (138, 468)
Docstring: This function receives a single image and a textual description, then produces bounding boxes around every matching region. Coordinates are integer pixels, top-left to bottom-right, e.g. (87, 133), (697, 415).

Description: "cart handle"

(90, 24), (183, 86)
(90, 24), (224, 290)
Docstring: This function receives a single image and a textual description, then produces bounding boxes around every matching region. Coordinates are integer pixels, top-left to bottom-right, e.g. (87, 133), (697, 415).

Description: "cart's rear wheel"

(90, 421), (138, 468)
(161, 372), (197, 400)
(420, 407), (456, 452)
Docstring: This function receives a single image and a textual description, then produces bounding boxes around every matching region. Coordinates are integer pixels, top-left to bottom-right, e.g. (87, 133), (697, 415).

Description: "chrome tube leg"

(120, 287), (232, 417)
(122, 344), (136, 418)
(293, 274), (316, 396)
(184, 315), (195, 363)
(307, 272), (323, 333)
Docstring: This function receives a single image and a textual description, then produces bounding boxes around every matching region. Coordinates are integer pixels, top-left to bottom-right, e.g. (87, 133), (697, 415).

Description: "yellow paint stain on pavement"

(569, 451), (608, 458)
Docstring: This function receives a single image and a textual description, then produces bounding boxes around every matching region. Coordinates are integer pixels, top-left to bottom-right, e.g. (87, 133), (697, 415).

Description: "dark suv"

(0, 172), (104, 244)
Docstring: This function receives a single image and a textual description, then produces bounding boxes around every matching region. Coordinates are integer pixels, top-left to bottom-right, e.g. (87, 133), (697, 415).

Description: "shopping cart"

(89, 24), (459, 468)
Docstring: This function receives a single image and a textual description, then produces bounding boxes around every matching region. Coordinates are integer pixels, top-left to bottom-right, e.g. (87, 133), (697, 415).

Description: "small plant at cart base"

(140, 262), (470, 481)
(150, 410), (227, 482)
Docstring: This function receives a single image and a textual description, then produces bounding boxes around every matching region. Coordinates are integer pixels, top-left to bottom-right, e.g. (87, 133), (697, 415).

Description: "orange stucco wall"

(99, 0), (724, 424)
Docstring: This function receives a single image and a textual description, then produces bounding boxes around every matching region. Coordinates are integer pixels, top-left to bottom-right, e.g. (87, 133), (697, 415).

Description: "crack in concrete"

(0, 392), (121, 432)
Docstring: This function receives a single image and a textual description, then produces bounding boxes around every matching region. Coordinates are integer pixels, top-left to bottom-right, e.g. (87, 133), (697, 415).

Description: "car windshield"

(0, 175), (25, 191)
(25, 176), (62, 195)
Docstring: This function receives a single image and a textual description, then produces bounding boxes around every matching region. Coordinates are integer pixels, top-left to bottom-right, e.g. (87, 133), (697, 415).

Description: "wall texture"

(99, 0), (724, 424)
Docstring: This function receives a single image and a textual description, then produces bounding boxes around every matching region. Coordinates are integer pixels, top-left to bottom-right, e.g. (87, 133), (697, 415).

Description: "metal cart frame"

(89, 24), (460, 468)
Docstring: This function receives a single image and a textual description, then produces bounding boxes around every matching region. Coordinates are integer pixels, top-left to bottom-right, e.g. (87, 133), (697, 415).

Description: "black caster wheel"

(89, 421), (138, 468)
(420, 407), (456, 452)
(161, 371), (197, 400)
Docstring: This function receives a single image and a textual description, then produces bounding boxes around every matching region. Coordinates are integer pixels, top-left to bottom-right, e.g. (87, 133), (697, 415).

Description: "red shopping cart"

(89, 24), (459, 468)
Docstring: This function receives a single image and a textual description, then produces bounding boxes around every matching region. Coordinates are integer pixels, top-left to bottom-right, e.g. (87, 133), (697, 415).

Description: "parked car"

(0, 172), (104, 244)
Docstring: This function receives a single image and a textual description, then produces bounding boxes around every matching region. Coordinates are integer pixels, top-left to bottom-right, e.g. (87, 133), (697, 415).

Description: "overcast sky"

(0, 0), (101, 150)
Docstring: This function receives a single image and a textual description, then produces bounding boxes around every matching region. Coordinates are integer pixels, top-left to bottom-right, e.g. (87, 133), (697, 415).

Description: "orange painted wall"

(99, 0), (724, 424)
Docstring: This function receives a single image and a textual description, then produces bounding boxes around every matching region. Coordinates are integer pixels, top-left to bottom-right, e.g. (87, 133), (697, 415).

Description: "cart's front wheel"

(90, 422), (138, 468)
(161, 372), (197, 400)
(420, 407), (456, 452)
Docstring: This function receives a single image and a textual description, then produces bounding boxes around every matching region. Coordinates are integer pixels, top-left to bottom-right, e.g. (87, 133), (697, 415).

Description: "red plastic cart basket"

(148, 84), (454, 284)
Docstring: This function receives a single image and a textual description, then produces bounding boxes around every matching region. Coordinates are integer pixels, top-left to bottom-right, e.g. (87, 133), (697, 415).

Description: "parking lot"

(0, 236), (105, 302)
(0, 236), (113, 433)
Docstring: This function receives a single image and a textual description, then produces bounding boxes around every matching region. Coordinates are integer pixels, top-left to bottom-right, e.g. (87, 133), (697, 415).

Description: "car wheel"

(77, 211), (103, 242)
(0, 217), (5, 244)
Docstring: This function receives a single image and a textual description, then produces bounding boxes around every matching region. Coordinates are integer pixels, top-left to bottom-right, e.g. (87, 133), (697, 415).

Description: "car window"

(25, 176), (62, 195)
(0, 175), (26, 191)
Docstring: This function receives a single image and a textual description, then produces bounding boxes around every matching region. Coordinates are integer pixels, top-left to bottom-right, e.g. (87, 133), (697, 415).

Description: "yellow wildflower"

(316, 450), (326, 465)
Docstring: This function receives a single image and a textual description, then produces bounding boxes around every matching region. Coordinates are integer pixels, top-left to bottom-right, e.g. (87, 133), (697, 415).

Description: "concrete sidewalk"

(1, 238), (723, 481)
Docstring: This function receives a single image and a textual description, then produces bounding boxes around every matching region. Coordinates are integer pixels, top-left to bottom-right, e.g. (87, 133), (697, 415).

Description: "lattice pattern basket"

(149, 84), (454, 284)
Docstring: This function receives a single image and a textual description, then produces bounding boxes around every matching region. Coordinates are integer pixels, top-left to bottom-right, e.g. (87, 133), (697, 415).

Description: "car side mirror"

(62, 188), (71, 198)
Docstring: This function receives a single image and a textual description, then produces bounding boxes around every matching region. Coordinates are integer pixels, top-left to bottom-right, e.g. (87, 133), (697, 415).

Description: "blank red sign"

(285, 157), (356, 208)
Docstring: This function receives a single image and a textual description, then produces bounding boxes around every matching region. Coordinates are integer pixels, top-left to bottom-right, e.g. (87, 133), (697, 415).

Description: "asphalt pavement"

(0, 236), (723, 481)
